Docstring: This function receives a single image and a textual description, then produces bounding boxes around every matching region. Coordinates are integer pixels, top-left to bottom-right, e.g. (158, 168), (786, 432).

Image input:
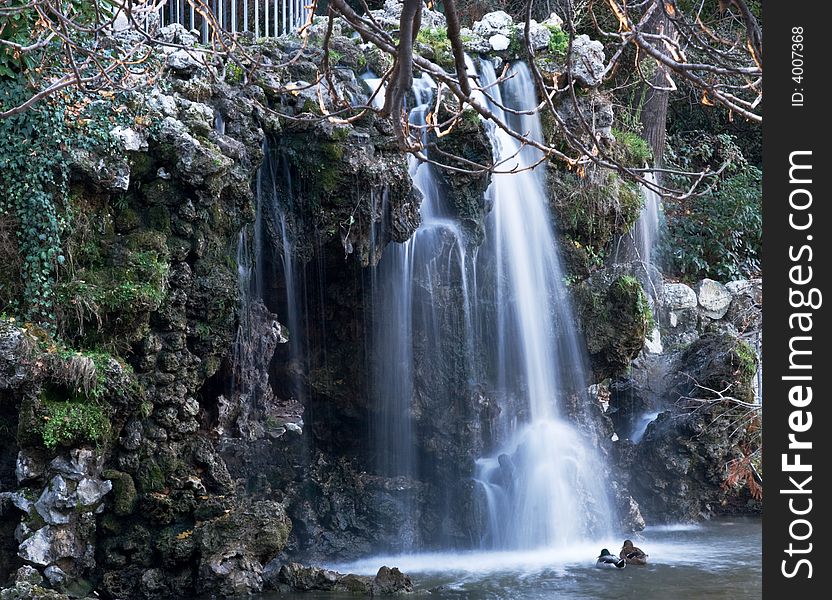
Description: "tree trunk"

(639, 2), (673, 169)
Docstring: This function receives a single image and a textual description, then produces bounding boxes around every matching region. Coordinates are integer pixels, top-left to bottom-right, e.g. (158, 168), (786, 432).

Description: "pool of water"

(262, 518), (761, 599)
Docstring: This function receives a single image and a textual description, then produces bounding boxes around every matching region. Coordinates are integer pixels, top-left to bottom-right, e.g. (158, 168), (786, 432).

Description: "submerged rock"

(265, 562), (412, 596)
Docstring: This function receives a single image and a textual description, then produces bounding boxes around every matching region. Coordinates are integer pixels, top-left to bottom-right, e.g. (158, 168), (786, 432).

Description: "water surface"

(264, 519), (761, 599)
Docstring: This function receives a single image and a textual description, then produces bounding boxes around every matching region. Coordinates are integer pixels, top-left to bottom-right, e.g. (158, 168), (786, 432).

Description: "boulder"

(473, 11), (514, 37)
(569, 35), (605, 86)
(524, 20), (552, 51)
(695, 278), (732, 319)
(663, 283), (697, 310)
(372, 566), (413, 595)
(18, 526), (84, 566)
(488, 34), (511, 52)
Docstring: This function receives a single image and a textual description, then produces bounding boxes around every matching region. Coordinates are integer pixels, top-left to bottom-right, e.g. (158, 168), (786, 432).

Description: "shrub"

(661, 166), (761, 281)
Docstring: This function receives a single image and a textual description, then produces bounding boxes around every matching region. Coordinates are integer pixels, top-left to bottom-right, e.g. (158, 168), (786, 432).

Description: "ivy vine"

(0, 75), (126, 326)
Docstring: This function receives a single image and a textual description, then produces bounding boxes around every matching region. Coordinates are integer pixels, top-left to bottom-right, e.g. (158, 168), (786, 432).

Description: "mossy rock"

(103, 469), (138, 516)
(136, 459), (166, 493)
(550, 169), (641, 277)
(574, 273), (651, 380)
(671, 333), (758, 406)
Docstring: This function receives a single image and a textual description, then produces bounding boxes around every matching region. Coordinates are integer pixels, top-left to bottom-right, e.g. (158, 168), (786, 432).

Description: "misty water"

(264, 519), (760, 599)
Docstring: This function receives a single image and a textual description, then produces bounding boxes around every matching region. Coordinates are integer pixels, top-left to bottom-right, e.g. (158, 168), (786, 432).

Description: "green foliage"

(660, 133), (761, 281)
(417, 26), (453, 67)
(0, 75), (127, 326)
(612, 128), (652, 167)
(40, 396), (111, 450)
(545, 24), (570, 56)
(327, 50), (344, 65)
(0, 1), (116, 78)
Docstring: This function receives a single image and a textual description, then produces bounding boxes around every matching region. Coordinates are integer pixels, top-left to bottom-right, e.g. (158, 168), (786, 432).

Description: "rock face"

(573, 265), (654, 381)
(624, 333), (761, 521)
(608, 274), (763, 524)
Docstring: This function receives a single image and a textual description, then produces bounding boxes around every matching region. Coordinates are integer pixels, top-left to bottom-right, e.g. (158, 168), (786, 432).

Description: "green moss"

(114, 207), (141, 232)
(147, 205), (171, 235)
(40, 397), (111, 450)
(461, 108), (480, 127)
(545, 24), (570, 56)
(137, 460), (166, 493)
(552, 170), (642, 274)
(734, 339), (758, 379)
(417, 26), (453, 67)
(612, 128), (652, 166)
(102, 469), (138, 515)
(576, 274), (651, 379)
(225, 61), (245, 84)
(614, 275), (654, 330)
(56, 248), (169, 318)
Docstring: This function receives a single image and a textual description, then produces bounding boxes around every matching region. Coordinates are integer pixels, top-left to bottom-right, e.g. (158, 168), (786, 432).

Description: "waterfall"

(369, 74), (475, 548)
(368, 60), (615, 551)
(634, 171), (662, 266)
(630, 411), (660, 443)
(472, 61), (615, 549)
(249, 138), (307, 406)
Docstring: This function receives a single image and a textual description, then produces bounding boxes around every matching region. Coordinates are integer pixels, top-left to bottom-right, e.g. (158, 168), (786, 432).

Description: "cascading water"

(369, 74), (475, 547)
(368, 60), (615, 551)
(633, 171), (663, 266)
(254, 141), (308, 405)
(472, 61), (615, 549)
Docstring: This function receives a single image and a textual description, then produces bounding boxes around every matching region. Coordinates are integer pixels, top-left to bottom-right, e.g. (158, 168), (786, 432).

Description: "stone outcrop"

(265, 561), (412, 595)
(607, 277), (762, 523)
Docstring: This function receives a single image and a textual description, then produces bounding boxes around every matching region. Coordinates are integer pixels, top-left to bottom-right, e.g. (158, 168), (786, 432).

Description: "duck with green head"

(596, 548), (626, 569)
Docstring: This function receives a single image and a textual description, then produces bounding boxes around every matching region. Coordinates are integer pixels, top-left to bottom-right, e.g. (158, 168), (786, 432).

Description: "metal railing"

(156, 1), (313, 42)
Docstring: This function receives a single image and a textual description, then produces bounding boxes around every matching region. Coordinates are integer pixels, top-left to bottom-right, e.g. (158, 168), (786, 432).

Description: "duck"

(620, 539), (648, 565)
(596, 548), (626, 569)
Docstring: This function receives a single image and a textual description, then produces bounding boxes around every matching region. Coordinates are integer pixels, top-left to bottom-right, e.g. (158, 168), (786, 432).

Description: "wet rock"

(264, 562), (401, 596)
(75, 477), (112, 507)
(43, 565), (66, 587)
(202, 549), (264, 596)
(18, 526), (83, 566)
(695, 279), (732, 319)
(50, 449), (99, 481)
(0, 322), (31, 390)
(372, 566), (413, 595)
(16, 451), (46, 484)
(574, 267), (652, 380)
(0, 565), (74, 600)
(195, 500), (291, 596)
(627, 333), (761, 521)
(35, 476), (74, 525)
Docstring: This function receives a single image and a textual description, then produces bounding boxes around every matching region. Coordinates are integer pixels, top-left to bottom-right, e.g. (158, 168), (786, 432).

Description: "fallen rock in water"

(372, 566), (413, 595)
(264, 562), (413, 595)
